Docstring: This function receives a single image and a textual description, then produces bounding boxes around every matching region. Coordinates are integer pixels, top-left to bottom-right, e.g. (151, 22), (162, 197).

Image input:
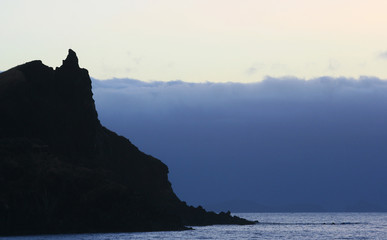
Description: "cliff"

(0, 50), (253, 235)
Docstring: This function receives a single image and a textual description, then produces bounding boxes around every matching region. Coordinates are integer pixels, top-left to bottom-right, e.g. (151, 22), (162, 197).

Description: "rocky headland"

(0, 50), (253, 236)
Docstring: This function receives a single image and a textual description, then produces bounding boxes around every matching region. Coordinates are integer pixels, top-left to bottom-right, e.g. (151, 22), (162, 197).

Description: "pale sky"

(1, 0), (387, 82)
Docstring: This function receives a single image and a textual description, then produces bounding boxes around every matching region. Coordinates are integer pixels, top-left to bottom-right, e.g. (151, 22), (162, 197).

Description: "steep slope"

(0, 50), (253, 235)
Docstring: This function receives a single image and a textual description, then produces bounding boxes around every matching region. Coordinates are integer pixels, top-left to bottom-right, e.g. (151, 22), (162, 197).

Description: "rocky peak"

(0, 50), (99, 158)
(61, 49), (79, 69)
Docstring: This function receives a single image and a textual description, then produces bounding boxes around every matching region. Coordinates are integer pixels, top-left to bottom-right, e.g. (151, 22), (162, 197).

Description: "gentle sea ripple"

(1, 212), (387, 240)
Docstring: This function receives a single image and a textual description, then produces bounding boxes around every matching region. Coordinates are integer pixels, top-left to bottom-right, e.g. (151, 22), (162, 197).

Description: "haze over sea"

(2, 212), (386, 240)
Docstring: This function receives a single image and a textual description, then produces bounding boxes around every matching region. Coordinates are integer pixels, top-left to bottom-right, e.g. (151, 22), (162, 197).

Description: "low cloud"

(92, 76), (387, 210)
(378, 51), (387, 59)
(327, 59), (340, 71)
(246, 67), (257, 76)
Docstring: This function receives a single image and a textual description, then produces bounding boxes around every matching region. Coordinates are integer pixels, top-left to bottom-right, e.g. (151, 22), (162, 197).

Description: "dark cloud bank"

(92, 76), (387, 212)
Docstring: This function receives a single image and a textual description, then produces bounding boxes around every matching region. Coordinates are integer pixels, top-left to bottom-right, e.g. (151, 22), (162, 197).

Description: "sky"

(1, 0), (387, 82)
(2, 1), (387, 211)
(92, 77), (387, 211)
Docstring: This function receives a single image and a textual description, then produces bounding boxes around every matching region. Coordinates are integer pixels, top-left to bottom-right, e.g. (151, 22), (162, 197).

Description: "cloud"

(378, 51), (387, 59)
(246, 67), (257, 76)
(92, 76), (387, 211)
(327, 59), (340, 71)
(246, 63), (265, 76)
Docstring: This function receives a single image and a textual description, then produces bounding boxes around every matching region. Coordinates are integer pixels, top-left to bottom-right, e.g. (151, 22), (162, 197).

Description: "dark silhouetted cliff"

(0, 50), (253, 236)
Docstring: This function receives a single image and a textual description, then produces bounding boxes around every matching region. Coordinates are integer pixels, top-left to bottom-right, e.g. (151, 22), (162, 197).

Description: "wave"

(257, 222), (365, 226)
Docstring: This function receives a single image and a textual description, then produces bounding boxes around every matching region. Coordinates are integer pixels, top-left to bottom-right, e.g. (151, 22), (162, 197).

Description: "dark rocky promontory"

(0, 50), (253, 236)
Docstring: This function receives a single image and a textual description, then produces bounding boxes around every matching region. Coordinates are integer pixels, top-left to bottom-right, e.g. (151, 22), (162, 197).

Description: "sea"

(1, 212), (387, 240)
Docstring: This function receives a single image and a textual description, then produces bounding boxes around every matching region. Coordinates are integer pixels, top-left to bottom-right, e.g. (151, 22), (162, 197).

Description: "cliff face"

(1, 50), (98, 157)
(0, 50), (252, 235)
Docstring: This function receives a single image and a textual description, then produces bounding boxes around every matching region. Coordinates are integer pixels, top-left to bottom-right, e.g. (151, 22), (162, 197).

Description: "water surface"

(2, 212), (386, 240)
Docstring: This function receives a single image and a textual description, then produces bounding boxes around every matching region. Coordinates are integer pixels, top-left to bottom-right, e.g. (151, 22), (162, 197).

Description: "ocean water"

(2, 212), (387, 240)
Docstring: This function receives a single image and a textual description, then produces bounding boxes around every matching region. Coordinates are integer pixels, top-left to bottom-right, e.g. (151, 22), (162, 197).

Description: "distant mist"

(92, 76), (387, 212)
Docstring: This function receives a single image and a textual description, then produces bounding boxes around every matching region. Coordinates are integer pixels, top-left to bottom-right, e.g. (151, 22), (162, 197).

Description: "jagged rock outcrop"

(0, 50), (253, 236)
